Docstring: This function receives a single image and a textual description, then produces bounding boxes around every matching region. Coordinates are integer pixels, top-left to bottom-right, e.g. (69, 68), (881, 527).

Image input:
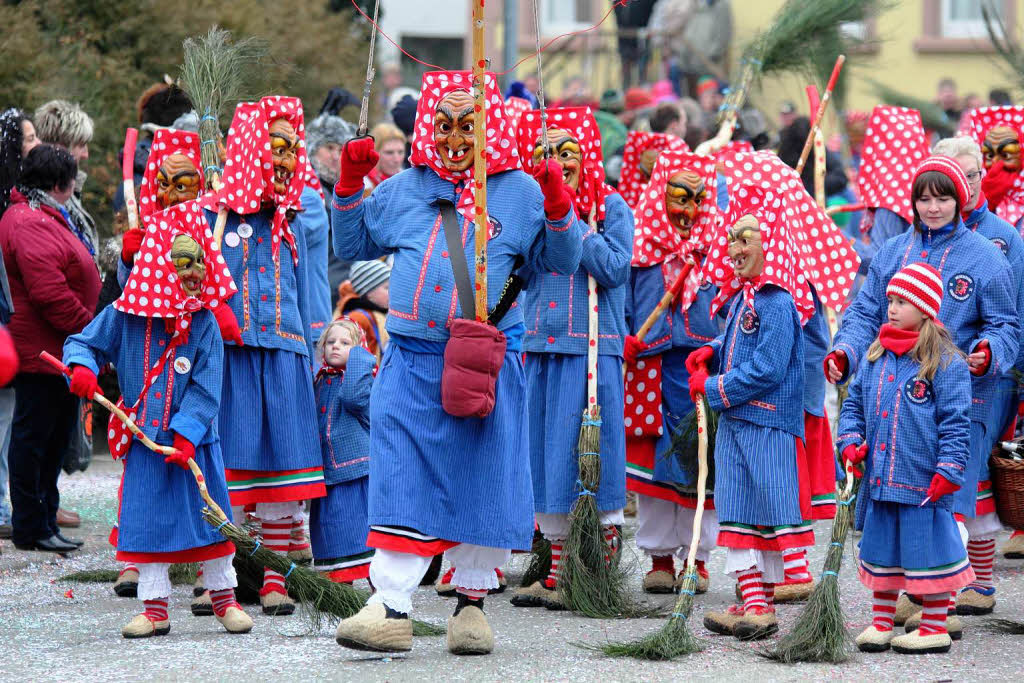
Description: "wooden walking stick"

(122, 128), (140, 232)
(356, 0), (381, 138)
(471, 0), (489, 321)
(634, 260), (696, 344)
(795, 55), (845, 176)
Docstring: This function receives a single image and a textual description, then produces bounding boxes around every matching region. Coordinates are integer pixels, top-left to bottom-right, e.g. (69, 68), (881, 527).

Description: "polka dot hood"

(618, 131), (689, 209)
(856, 106), (928, 224)
(138, 128), (203, 221)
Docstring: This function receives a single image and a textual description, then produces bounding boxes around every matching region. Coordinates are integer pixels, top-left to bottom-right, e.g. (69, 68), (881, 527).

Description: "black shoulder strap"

(438, 200), (476, 321)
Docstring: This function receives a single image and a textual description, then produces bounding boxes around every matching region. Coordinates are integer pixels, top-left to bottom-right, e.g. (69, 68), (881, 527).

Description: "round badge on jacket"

(173, 357), (192, 375)
(224, 232), (240, 248)
(740, 309), (760, 334)
(947, 273), (975, 302)
(904, 377), (933, 404)
(237, 223), (254, 239)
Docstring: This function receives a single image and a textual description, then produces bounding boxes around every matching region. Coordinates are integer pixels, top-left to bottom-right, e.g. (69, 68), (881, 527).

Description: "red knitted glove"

(532, 159), (574, 221)
(925, 472), (960, 501)
(824, 349), (847, 384)
(212, 303), (243, 347)
(334, 137), (379, 197)
(68, 365), (101, 399)
(0, 326), (17, 387)
(688, 367), (709, 404)
(685, 346), (714, 374)
(165, 433), (195, 471)
(982, 160), (1016, 212)
(1018, 399), (1024, 418)
(623, 335), (647, 365)
(969, 339), (991, 377)
(842, 443), (868, 478)
(121, 228), (145, 265)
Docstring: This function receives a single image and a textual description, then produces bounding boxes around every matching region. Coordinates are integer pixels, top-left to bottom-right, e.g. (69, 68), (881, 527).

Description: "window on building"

(543, 0), (592, 31)
(940, 0), (1002, 39)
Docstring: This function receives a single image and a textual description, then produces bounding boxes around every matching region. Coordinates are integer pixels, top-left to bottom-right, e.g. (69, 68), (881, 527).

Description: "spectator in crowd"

(367, 123), (406, 191)
(990, 88), (1012, 106)
(936, 77), (961, 122)
(778, 101), (798, 129)
(696, 76), (723, 130)
(390, 93), (418, 171)
(777, 116), (850, 199)
(648, 102), (686, 139)
(678, 96), (706, 149)
(963, 92), (983, 113)
(0, 144), (100, 552)
(335, 259), (390, 361)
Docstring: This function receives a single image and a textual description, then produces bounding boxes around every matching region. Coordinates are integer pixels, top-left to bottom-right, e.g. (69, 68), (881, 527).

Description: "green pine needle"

(520, 530), (553, 588)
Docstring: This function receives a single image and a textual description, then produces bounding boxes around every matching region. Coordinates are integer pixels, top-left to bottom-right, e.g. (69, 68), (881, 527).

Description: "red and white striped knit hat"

(912, 155), (970, 208)
(886, 262), (943, 319)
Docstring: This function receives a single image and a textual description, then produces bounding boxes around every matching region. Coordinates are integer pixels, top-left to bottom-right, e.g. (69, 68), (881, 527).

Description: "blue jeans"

(0, 386), (14, 524)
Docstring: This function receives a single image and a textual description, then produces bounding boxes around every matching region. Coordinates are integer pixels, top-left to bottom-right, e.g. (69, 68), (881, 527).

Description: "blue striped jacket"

(520, 193), (633, 356)
(703, 286), (805, 437)
(211, 207), (314, 359)
(831, 220), (1019, 422)
(625, 261), (721, 355)
(331, 167), (582, 342)
(63, 306), (223, 448)
(294, 186), (333, 347)
(315, 346), (374, 485)
(837, 347), (971, 509)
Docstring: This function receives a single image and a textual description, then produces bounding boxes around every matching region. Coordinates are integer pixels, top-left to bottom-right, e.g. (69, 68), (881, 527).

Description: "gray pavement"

(2, 455), (1024, 682)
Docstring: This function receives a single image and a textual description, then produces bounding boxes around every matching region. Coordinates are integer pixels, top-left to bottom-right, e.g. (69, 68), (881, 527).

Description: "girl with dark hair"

(0, 108), (40, 215)
(826, 156), (1020, 645)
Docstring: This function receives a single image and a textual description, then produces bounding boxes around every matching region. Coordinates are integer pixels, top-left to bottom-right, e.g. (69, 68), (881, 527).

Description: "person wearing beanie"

(336, 259), (391, 361)
(934, 135), (1024, 589)
(827, 155), (1019, 629)
(306, 112), (357, 189)
(367, 123), (406, 193)
(839, 262), (974, 655)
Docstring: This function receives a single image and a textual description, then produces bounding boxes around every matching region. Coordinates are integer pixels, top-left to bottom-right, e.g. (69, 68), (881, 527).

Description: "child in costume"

(826, 156), (1019, 632)
(620, 149), (721, 596)
(331, 70), (582, 656)
(309, 319), (376, 583)
(840, 262), (974, 655)
(201, 96), (327, 617)
(934, 135), (1024, 613)
(507, 106), (632, 609)
(688, 183), (813, 641)
(63, 202), (252, 638)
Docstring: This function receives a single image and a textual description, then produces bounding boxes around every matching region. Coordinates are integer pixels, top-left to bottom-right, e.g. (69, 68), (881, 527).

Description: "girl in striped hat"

(839, 262), (974, 655)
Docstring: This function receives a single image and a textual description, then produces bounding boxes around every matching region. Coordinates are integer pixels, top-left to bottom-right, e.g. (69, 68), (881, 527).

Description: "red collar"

(878, 323), (919, 356)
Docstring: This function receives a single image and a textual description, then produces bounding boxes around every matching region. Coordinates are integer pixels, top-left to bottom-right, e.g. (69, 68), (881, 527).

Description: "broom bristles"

(597, 568), (703, 659)
(521, 530), (553, 587)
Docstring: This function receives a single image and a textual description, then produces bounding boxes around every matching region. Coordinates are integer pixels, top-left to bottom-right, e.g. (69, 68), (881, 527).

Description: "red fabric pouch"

(441, 319), (507, 418)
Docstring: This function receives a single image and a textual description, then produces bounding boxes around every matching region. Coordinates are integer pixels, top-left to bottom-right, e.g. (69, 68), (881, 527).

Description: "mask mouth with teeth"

(170, 234), (207, 298)
(665, 169), (707, 238)
(532, 128), (583, 191)
(983, 125), (1022, 172)
(434, 90), (475, 172)
(268, 117), (299, 196)
(156, 153), (201, 209)
(727, 214), (765, 279)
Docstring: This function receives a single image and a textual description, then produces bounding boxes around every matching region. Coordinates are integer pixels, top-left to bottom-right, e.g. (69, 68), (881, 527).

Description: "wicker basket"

(990, 455), (1024, 530)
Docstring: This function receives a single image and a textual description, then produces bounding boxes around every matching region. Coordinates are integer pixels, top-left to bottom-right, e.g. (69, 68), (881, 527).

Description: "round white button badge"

(173, 357), (192, 375)
(224, 232), (240, 248)
(237, 223), (253, 239)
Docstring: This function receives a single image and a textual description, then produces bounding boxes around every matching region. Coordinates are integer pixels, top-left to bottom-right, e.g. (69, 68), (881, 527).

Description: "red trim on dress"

(716, 528), (815, 552)
(365, 530), (458, 557)
(117, 540), (235, 563)
(327, 564), (371, 583)
(805, 410), (838, 519)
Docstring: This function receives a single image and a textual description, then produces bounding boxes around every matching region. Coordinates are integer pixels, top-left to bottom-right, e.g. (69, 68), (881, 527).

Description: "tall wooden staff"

(471, 0), (489, 322)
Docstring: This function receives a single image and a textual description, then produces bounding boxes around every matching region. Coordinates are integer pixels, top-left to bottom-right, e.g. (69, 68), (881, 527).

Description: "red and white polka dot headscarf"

(114, 200), (237, 320)
(856, 106), (929, 224)
(504, 95), (533, 132)
(715, 150), (859, 315)
(618, 131), (689, 209)
(516, 106), (614, 222)
(631, 149), (719, 312)
(138, 128), (203, 222)
(962, 105), (1024, 225)
(705, 183), (816, 324)
(201, 96), (312, 266)
(409, 70), (520, 222)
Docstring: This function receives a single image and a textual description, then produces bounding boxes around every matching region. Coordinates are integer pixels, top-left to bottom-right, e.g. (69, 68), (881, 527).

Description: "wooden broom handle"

(795, 55), (845, 175)
(684, 394), (709, 571)
(187, 458), (229, 523)
(635, 260), (695, 343)
(586, 213), (599, 412)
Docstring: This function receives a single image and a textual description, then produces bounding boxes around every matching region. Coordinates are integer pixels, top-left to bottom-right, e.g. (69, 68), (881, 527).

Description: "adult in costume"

(331, 70), (582, 655)
(203, 96), (326, 616)
(509, 107), (633, 609)
(965, 106), (1024, 231)
(617, 131), (689, 210)
(621, 149), (721, 595)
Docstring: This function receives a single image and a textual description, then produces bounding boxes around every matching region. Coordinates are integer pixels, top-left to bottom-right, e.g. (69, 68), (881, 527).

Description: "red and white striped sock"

(456, 587), (488, 600)
(603, 525), (619, 564)
(782, 549), (812, 583)
(871, 590), (898, 631)
(260, 517), (292, 595)
(290, 517), (310, 552)
(650, 555), (674, 575)
(948, 592), (957, 614)
(763, 582), (775, 606)
(918, 593), (950, 636)
(142, 597), (169, 622)
(545, 542), (563, 588)
(121, 563), (138, 576)
(209, 588), (240, 617)
(967, 538), (996, 589)
(737, 568), (768, 612)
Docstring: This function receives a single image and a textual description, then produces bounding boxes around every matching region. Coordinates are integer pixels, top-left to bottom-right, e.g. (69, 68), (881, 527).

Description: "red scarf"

(878, 323), (919, 356)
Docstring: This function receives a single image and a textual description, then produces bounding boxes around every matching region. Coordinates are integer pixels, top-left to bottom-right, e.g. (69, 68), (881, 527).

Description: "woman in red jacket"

(0, 144), (100, 551)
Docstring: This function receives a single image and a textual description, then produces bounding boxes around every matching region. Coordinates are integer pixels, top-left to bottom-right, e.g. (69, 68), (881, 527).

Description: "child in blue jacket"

(839, 262), (974, 655)
(309, 319), (376, 583)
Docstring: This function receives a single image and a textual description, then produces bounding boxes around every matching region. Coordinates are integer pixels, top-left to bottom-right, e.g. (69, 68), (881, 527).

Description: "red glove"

(842, 443), (868, 478)
(0, 326), (17, 387)
(624, 335), (647, 365)
(981, 160), (1016, 212)
(165, 433), (195, 471)
(212, 303), (243, 347)
(120, 228), (145, 265)
(68, 365), (101, 399)
(685, 346), (714, 374)
(334, 137), (379, 197)
(532, 159), (574, 221)
(925, 472), (960, 501)
(970, 339), (991, 377)
(688, 367), (709, 404)
(1017, 399), (1024, 418)
(823, 350), (847, 384)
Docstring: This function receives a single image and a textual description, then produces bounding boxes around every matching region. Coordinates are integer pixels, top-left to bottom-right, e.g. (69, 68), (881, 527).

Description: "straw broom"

(600, 394), (711, 659)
